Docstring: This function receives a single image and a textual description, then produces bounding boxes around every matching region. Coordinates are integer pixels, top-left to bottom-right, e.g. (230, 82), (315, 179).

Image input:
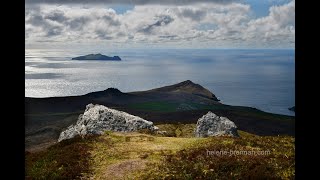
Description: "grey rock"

(195, 111), (238, 137)
(58, 104), (157, 142)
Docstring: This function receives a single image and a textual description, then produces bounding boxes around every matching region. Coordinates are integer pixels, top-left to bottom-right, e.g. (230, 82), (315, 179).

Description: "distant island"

(72, 53), (121, 61)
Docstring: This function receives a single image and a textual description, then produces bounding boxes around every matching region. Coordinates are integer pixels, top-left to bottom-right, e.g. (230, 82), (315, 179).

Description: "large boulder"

(58, 104), (157, 142)
(195, 111), (238, 137)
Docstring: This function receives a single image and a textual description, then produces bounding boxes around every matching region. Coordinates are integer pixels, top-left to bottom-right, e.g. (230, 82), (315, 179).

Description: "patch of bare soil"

(103, 159), (148, 179)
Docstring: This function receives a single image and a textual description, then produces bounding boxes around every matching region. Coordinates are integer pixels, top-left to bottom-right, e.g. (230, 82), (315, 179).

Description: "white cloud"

(245, 0), (295, 47)
(26, 0), (236, 5)
(25, 0), (295, 48)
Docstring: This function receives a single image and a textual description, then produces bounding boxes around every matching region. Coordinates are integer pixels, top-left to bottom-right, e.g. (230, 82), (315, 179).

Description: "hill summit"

(147, 80), (220, 101)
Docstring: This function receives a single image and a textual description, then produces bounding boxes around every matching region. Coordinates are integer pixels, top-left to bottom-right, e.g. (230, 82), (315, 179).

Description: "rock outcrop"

(195, 111), (238, 137)
(58, 104), (157, 142)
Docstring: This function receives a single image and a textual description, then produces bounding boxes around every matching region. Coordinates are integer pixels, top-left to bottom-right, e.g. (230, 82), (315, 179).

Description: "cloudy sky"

(25, 0), (295, 49)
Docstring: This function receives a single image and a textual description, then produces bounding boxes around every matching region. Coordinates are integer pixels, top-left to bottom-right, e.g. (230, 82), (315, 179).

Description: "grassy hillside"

(128, 101), (224, 112)
(25, 81), (295, 152)
(25, 126), (295, 179)
(128, 101), (293, 122)
(137, 132), (294, 179)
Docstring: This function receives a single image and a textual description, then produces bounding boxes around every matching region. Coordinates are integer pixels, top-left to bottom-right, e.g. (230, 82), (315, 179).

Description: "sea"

(25, 48), (295, 116)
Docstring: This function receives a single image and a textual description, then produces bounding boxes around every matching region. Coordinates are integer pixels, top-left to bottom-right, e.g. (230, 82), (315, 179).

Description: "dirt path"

(103, 159), (148, 179)
(89, 132), (208, 179)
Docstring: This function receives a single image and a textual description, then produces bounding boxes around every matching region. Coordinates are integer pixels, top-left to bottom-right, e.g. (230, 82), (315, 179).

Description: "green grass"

(88, 132), (208, 179)
(25, 135), (102, 179)
(156, 124), (196, 137)
(26, 130), (295, 179)
(137, 135), (295, 179)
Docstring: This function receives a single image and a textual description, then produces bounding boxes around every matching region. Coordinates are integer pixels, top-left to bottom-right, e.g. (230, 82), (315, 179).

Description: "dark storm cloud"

(140, 15), (174, 34)
(26, 0), (237, 5)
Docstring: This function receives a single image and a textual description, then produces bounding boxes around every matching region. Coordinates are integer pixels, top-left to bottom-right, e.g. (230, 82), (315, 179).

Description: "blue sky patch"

(244, 0), (292, 18)
(109, 4), (134, 14)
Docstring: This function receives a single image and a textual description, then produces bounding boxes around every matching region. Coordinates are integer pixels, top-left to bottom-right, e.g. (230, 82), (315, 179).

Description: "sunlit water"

(25, 48), (295, 116)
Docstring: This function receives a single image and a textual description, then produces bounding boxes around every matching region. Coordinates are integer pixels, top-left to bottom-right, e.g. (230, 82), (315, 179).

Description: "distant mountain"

(72, 53), (121, 61)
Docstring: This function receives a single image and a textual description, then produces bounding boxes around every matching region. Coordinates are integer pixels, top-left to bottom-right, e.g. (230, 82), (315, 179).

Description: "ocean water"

(25, 48), (295, 116)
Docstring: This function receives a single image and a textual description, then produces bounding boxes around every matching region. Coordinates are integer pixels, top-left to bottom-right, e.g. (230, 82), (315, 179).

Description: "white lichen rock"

(58, 104), (158, 142)
(195, 111), (238, 137)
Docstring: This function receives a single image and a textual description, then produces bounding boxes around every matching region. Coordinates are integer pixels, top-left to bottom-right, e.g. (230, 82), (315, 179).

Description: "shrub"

(25, 135), (105, 179)
(138, 135), (295, 179)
